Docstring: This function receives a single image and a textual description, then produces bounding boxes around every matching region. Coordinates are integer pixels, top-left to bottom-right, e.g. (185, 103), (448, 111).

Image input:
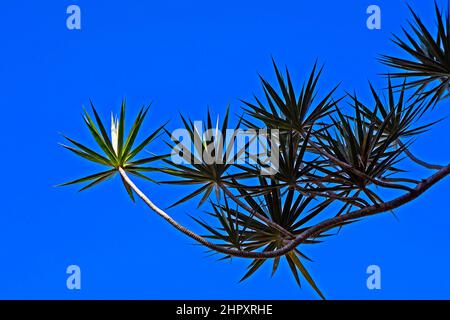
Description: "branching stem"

(398, 140), (444, 170)
(119, 164), (450, 259)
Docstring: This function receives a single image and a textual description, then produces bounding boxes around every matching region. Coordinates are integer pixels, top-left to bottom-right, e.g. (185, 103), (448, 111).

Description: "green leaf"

(120, 174), (135, 202)
(83, 109), (118, 164)
(289, 251), (325, 300)
(78, 171), (115, 192)
(88, 101), (118, 162)
(62, 135), (112, 166)
(60, 144), (110, 166)
(122, 106), (148, 159)
(167, 184), (212, 209)
(118, 99), (126, 159)
(58, 169), (116, 187)
(126, 122), (166, 162)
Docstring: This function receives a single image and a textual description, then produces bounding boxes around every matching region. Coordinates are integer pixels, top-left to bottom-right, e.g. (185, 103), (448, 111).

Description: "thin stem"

(398, 140), (443, 170)
(119, 167), (273, 258)
(369, 177), (414, 192)
(300, 187), (369, 208)
(220, 185), (295, 239)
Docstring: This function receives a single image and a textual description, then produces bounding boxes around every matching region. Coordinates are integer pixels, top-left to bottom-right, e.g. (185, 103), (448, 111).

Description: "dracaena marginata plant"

(60, 3), (450, 299)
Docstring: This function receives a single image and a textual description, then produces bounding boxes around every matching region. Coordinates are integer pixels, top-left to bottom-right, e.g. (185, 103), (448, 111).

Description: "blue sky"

(1, 0), (449, 299)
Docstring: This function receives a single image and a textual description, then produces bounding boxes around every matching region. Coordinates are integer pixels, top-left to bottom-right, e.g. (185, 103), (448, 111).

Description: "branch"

(119, 164), (450, 259)
(369, 176), (414, 192)
(119, 167), (279, 258)
(398, 140), (444, 170)
(250, 162), (450, 258)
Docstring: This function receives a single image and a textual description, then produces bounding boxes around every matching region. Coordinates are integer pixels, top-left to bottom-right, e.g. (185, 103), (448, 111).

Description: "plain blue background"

(0, 0), (449, 299)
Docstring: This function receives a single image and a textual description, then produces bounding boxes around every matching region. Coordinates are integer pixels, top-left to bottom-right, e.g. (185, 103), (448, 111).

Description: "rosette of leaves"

(59, 100), (166, 200)
(241, 59), (342, 135)
(194, 178), (331, 299)
(380, 2), (450, 107)
(311, 102), (410, 205)
(161, 107), (251, 208)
